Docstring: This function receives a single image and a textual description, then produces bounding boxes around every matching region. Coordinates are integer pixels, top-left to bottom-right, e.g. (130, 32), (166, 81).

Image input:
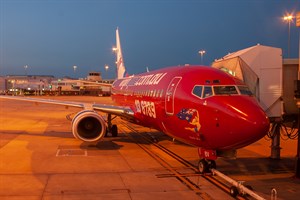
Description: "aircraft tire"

(198, 159), (208, 174)
(208, 160), (216, 171)
(230, 186), (239, 197)
(111, 124), (118, 137)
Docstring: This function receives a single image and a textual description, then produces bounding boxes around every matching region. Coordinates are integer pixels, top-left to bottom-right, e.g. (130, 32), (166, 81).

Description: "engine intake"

(72, 110), (106, 142)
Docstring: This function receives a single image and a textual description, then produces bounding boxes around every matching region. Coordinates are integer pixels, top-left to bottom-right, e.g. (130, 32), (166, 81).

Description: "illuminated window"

(153, 90), (156, 97)
(156, 90), (160, 98)
(160, 90), (164, 98)
(220, 67), (236, 76)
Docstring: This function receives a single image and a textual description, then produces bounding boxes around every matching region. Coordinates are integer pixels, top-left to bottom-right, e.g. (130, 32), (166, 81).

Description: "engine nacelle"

(72, 110), (106, 142)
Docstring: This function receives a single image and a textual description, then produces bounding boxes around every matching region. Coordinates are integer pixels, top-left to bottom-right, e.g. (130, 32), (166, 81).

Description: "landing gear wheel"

(198, 159), (208, 174)
(230, 186), (239, 197)
(208, 160), (216, 171)
(111, 124), (118, 137)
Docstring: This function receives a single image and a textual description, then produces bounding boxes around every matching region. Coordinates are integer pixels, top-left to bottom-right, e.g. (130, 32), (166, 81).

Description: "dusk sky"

(0, 0), (300, 79)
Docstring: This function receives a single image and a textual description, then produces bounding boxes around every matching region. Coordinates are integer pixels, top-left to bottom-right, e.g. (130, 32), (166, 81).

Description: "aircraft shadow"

(218, 156), (296, 175)
(0, 128), (182, 151)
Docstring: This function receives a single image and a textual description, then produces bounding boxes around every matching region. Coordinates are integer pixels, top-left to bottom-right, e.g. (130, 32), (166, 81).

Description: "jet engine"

(71, 110), (106, 142)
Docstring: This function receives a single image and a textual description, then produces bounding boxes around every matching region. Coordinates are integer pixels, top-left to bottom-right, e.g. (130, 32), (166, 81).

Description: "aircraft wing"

(0, 95), (134, 120)
(92, 104), (134, 119)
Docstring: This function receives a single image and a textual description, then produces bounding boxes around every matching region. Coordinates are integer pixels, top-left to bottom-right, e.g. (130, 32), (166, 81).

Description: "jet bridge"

(212, 44), (283, 118)
(212, 44), (300, 178)
(212, 44), (287, 161)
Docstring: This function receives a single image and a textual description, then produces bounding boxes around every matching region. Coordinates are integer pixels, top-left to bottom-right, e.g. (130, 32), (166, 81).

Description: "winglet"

(115, 28), (127, 79)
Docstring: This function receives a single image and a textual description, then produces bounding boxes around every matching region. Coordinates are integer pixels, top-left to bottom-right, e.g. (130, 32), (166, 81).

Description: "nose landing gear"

(198, 147), (217, 173)
(198, 159), (216, 174)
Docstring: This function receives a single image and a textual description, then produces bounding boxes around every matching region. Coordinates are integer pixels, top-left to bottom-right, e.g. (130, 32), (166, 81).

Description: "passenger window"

(160, 90), (164, 98)
(156, 90), (160, 98)
(203, 86), (213, 98)
(192, 86), (203, 98)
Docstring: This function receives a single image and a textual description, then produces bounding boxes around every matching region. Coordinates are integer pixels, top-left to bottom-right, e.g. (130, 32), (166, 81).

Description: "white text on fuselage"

(135, 100), (156, 118)
(119, 73), (167, 88)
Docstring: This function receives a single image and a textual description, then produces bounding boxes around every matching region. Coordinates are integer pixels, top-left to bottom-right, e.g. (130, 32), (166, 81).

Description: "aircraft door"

(165, 77), (182, 115)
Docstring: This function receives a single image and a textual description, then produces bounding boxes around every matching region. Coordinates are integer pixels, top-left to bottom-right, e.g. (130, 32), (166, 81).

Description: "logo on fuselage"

(134, 73), (167, 86)
(177, 108), (201, 133)
(135, 100), (156, 119)
(118, 72), (167, 88)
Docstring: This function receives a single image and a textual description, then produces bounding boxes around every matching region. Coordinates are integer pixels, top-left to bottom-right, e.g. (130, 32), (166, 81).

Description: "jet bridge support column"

(294, 80), (300, 178)
(270, 119), (281, 160)
(296, 13), (300, 179)
(296, 106), (300, 178)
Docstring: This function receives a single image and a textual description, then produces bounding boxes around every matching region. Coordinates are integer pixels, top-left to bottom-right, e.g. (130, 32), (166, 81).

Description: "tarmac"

(0, 96), (299, 200)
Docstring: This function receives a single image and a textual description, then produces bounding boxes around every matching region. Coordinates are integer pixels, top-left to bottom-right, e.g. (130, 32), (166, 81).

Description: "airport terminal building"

(0, 72), (113, 96)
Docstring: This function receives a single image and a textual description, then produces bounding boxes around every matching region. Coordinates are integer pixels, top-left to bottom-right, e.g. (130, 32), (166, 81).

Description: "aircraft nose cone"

(247, 110), (269, 139)
(225, 98), (270, 149)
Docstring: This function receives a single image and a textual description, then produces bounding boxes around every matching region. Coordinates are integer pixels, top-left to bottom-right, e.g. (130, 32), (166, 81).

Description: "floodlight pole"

(284, 14), (294, 58)
(24, 65), (28, 76)
(198, 50), (206, 65)
(288, 20), (291, 58)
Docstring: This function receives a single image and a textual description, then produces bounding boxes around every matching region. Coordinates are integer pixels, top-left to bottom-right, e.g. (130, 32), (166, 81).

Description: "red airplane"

(0, 28), (269, 173)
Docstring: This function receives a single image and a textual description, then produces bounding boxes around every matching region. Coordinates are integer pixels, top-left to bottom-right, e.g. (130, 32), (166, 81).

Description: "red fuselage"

(111, 66), (269, 151)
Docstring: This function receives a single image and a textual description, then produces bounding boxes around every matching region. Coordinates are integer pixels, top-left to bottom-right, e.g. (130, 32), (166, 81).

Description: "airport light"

(283, 14), (294, 58)
(24, 65), (28, 75)
(73, 65), (77, 73)
(198, 50), (206, 65)
(112, 47), (118, 52)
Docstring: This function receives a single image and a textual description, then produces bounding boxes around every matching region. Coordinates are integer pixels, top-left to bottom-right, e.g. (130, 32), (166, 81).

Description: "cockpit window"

(214, 86), (238, 95)
(203, 86), (213, 98)
(192, 86), (203, 98)
(192, 85), (252, 99)
(238, 86), (253, 96)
